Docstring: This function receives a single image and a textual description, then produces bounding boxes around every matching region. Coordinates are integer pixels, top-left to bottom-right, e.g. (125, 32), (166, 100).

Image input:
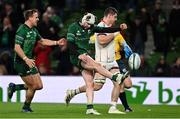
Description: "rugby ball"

(128, 53), (141, 70)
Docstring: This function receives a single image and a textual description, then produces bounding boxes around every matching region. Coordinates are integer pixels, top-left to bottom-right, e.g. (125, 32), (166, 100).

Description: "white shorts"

(94, 61), (119, 84)
(100, 61), (119, 71)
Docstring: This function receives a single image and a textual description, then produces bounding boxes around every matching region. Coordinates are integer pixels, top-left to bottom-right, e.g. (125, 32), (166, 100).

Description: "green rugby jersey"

(67, 22), (121, 58)
(14, 24), (42, 62)
(67, 22), (95, 58)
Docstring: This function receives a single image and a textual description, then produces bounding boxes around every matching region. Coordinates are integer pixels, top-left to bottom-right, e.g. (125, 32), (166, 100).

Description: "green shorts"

(14, 61), (39, 77)
(70, 55), (83, 70)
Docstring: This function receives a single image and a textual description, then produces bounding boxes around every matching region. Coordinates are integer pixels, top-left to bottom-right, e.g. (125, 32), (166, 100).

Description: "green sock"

(15, 84), (27, 91)
(87, 104), (93, 109)
(111, 74), (118, 81)
(23, 102), (31, 109)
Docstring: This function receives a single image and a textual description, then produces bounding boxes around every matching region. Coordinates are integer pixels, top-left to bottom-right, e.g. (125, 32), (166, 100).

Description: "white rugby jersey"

(95, 21), (115, 63)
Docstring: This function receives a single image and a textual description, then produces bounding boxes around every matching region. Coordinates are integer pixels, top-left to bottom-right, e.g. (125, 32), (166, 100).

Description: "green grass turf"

(0, 102), (180, 118)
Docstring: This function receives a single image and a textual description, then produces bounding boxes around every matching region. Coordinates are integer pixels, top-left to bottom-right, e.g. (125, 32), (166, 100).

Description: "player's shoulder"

(17, 24), (25, 31)
(97, 21), (106, 27)
(68, 22), (80, 32)
(115, 33), (124, 39)
(16, 24), (27, 34)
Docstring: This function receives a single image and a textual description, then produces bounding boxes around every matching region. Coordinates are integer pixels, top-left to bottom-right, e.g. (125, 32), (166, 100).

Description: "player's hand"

(57, 38), (66, 46)
(120, 23), (127, 30)
(25, 58), (35, 68)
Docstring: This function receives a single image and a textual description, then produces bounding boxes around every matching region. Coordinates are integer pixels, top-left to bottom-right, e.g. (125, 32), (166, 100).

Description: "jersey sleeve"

(67, 24), (76, 43)
(96, 22), (108, 36)
(121, 37), (133, 58)
(93, 26), (121, 33)
(15, 27), (26, 45)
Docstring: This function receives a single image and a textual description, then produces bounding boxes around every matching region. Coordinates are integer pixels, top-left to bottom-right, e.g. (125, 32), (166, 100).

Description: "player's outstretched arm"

(39, 38), (66, 46)
(94, 23), (127, 33)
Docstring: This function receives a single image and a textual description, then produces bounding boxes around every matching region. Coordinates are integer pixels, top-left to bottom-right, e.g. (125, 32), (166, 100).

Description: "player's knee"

(124, 77), (132, 89)
(86, 82), (94, 89)
(94, 83), (103, 91)
(33, 84), (43, 90)
(125, 83), (132, 89)
(37, 84), (43, 90)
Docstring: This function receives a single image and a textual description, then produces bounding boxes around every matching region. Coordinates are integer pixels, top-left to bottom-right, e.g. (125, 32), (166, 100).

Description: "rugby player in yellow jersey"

(114, 33), (133, 112)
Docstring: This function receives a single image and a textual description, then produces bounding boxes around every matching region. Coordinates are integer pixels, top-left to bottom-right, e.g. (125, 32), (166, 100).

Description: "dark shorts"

(70, 53), (95, 71)
(70, 55), (83, 71)
(14, 61), (39, 77)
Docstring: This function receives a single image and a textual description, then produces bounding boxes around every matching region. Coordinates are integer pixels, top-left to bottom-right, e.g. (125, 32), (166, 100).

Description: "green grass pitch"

(0, 102), (180, 118)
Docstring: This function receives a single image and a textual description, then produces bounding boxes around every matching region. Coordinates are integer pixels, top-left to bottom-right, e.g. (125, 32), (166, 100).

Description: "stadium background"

(0, 0), (179, 118)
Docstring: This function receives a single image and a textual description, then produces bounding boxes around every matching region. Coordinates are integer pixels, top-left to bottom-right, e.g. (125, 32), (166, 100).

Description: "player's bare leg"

(65, 54), (126, 106)
(65, 83), (103, 106)
(81, 69), (100, 115)
(119, 76), (133, 112)
(21, 73), (43, 112)
(108, 69), (126, 114)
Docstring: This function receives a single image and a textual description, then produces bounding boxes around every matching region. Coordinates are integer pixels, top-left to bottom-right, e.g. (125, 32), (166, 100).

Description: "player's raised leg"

(79, 54), (128, 84)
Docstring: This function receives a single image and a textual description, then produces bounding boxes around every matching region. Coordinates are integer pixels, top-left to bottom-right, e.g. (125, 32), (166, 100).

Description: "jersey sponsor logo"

(76, 31), (81, 36)
(26, 33), (31, 38)
(88, 30), (91, 34)
(26, 70), (31, 74)
(26, 31), (37, 39)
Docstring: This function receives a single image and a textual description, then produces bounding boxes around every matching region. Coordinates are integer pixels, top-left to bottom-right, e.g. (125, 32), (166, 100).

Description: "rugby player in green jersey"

(8, 9), (65, 112)
(65, 13), (128, 115)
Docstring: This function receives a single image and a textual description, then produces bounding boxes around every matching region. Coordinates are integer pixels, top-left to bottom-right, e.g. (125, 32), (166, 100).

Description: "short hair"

(23, 9), (38, 21)
(104, 7), (118, 17)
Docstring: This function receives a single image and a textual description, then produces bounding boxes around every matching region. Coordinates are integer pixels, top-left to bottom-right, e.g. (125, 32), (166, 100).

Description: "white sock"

(110, 101), (117, 109)
(75, 88), (80, 94)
